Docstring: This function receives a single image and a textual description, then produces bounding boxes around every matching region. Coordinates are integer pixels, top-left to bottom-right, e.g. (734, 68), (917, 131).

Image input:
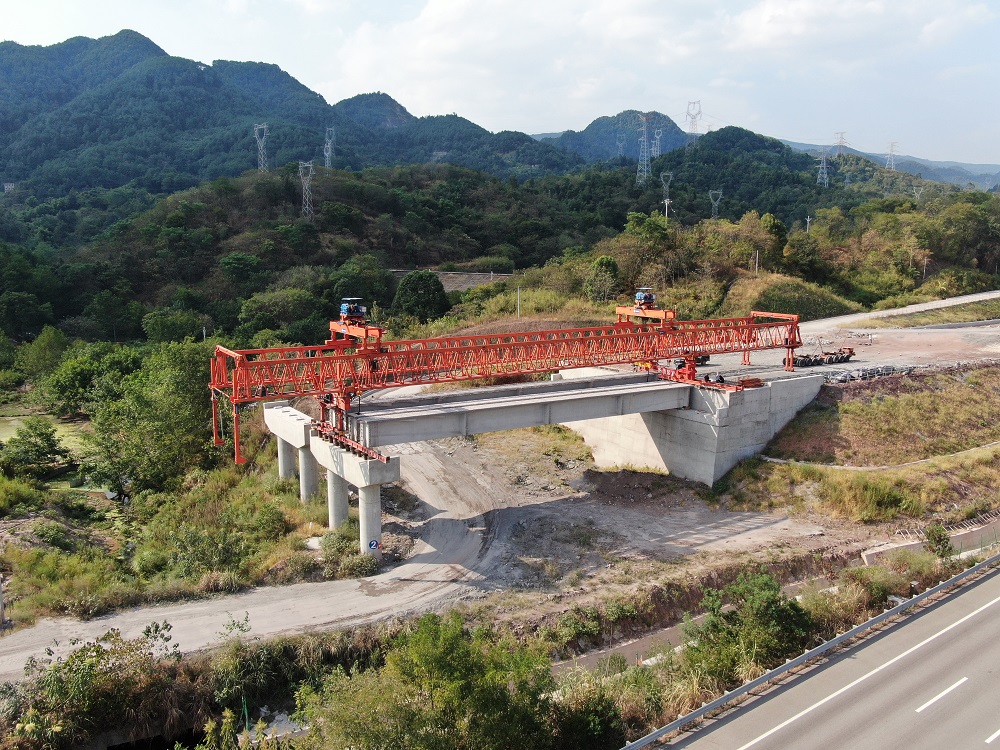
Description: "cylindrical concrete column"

(327, 470), (349, 529)
(298, 446), (319, 502)
(358, 484), (382, 559)
(276, 437), (296, 480)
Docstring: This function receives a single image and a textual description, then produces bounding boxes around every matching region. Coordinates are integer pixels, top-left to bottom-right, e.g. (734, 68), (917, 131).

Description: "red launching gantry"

(209, 294), (801, 464)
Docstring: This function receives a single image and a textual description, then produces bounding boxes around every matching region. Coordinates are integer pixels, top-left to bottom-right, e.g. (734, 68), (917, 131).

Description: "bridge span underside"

(344, 373), (689, 446)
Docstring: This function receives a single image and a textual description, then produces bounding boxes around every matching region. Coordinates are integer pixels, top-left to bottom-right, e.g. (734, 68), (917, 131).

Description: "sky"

(5, 0), (1000, 165)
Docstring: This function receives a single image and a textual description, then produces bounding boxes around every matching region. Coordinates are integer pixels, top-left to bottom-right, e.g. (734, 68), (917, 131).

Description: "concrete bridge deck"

(345, 373), (691, 446)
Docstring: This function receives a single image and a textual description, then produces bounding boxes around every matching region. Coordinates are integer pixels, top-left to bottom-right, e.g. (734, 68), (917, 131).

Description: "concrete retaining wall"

(562, 369), (824, 486)
(862, 518), (1000, 565)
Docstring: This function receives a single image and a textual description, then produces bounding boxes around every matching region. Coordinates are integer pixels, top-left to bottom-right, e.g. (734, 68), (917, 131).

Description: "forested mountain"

(782, 140), (1000, 190)
(0, 31), (582, 199)
(541, 110), (687, 162)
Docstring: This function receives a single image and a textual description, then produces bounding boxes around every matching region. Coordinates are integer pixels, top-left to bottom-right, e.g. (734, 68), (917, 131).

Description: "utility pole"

(709, 189), (722, 219)
(636, 113), (652, 187)
(254, 123), (269, 172)
(299, 160), (315, 220)
(323, 127), (335, 169)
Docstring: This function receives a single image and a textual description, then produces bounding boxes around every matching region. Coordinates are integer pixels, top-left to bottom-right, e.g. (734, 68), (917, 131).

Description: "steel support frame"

(210, 311), (801, 462)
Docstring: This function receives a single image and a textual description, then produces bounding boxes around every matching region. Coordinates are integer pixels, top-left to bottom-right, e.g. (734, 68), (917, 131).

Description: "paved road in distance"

(669, 567), (1000, 750)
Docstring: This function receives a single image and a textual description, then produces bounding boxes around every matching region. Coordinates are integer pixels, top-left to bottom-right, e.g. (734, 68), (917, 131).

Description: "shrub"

(923, 522), (956, 559)
(840, 565), (908, 607)
(32, 520), (74, 551)
(338, 554), (378, 578)
(0, 476), (46, 517)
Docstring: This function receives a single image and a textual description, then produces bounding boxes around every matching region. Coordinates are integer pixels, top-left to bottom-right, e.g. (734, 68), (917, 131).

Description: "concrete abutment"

(560, 370), (824, 485)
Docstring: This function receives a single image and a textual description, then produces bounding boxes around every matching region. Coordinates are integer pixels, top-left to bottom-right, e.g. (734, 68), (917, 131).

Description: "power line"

(254, 123), (269, 172)
(299, 160), (315, 220)
(636, 113), (651, 187)
(816, 152), (830, 188)
(886, 141), (897, 172)
(709, 189), (722, 219)
(323, 127), (335, 169)
(685, 101), (702, 152)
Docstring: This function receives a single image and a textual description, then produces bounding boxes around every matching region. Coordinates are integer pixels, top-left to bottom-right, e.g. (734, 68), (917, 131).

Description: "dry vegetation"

(714, 365), (1000, 524)
(861, 297), (1000, 328)
(767, 366), (1000, 465)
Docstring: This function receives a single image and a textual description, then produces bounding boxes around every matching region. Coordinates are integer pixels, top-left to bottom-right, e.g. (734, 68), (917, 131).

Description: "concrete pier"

(263, 403), (319, 500)
(327, 470), (349, 529)
(277, 439), (296, 480)
(309, 437), (400, 556)
(358, 485), (383, 561)
(297, 446), (319, 501)
(264, 403), (401, 555)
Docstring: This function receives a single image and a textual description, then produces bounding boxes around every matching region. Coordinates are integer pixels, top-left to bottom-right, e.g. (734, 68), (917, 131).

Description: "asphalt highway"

(668, 567), (1000, 749)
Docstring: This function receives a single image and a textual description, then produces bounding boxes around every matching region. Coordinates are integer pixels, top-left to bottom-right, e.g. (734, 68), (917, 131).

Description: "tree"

(391, 270), (451, 322)
(584, 269), (617, 303)
(0, 416), (70, 478)
(298, 613), (560, 750)
(142, 308), (211, 343)
(85, 341), (214, 497)
(682, 572), (813, 685)
(40, 344), (142, 417)
(14, 326), (69, 379)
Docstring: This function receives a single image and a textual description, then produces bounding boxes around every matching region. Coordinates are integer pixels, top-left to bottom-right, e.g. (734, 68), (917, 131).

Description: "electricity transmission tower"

(636, 114), (652, 187)
(616, 131), (626, 157)
(661, 171), (673, 217)
(913, 186), (924, 201)
(709, 189), (722, 219)
(323, 127), (335, 168)
(685, 101), (702, 151)
(834, 131), (848, 158)
(652, 128), (663, 158)
(806, 215), (813, 233)
(299, 161), (315, 219)
(254, 123), (269, 172)
(816, 152), (830, 188)
(886, 142), (897, 171)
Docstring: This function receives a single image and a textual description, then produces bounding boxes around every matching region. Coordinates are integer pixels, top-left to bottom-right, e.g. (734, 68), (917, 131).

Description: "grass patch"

(767, 366), (1000, 466)
(862, 297), (1000, 328)
(723, 443), (1000, 523)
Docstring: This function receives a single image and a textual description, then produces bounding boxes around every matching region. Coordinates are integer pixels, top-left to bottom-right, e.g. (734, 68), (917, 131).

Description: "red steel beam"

(210, 311), (801, 462)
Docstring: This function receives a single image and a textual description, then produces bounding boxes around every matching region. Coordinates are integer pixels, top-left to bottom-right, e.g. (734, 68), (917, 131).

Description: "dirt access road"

(1, 291), (999, 680)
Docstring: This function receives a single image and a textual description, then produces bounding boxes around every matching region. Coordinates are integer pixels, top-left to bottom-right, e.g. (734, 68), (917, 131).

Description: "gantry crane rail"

(210, 309), (801, 463)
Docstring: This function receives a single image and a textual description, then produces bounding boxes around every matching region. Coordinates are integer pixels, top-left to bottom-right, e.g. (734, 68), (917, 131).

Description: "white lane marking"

(735, 590), (1000, 750)
(915, 677), (968, 713)
(986, 727), (1000, 744)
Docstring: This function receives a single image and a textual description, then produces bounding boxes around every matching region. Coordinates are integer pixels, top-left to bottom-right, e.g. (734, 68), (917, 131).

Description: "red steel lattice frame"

(210, 310), (801, 463)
